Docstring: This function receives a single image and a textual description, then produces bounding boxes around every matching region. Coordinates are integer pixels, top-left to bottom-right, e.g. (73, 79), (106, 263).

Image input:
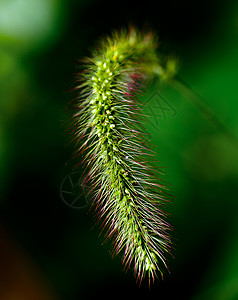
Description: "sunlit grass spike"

(70, 26), (174, 284)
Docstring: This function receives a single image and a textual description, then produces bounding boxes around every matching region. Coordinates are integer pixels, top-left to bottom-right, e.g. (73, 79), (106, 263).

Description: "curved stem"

(171, 75), (238, 151)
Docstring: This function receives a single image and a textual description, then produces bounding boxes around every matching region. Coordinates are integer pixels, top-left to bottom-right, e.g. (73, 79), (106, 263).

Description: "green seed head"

(70, 26), (174, 285)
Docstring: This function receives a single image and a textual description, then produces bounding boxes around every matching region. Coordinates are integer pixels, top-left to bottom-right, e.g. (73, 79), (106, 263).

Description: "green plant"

(69, 27), (176, 284)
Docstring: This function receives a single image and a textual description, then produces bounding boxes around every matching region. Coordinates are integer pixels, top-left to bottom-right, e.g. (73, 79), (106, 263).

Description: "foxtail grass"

(69, 27), (175, 284)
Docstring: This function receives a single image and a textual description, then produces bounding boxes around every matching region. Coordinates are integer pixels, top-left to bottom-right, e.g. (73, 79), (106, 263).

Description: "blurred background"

(0, 0), (238, 299)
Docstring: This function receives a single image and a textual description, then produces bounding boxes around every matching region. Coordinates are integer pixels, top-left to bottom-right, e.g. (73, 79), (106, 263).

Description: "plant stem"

(172, 75), (238, 151)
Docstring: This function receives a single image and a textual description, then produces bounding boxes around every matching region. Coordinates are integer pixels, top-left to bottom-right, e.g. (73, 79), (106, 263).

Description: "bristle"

(70, 27), (173, 283)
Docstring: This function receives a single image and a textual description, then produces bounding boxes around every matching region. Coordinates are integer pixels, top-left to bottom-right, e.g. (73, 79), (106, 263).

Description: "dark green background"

(1, 0), (238, 299)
